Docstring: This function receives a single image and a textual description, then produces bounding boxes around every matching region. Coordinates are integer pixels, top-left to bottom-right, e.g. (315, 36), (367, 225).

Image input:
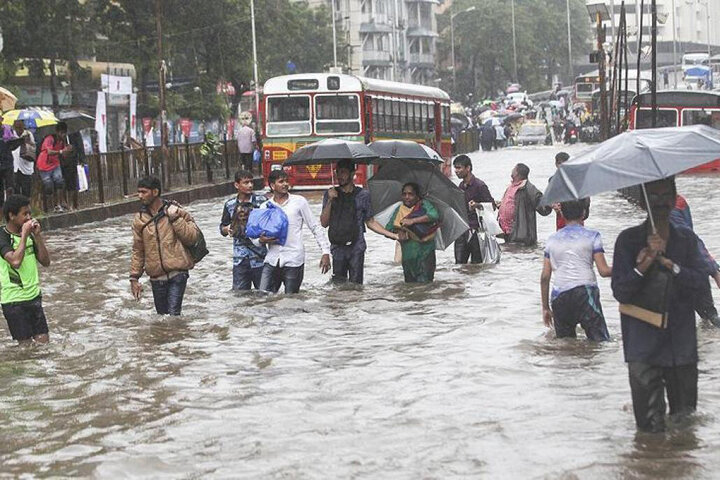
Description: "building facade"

(308, 0), (440, 85)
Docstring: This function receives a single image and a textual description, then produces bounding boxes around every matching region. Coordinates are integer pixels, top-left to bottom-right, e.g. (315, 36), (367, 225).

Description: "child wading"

(540, 200), (612, 341)
(0, 195), (51, 345)
(220, 170), (267, 290)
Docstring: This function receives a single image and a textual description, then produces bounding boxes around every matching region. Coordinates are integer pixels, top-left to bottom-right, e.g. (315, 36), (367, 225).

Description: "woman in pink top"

(36, 122), (70, 212)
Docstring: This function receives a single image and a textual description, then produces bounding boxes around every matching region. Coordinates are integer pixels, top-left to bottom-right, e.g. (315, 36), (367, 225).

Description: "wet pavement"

(1, 144), (719, 479)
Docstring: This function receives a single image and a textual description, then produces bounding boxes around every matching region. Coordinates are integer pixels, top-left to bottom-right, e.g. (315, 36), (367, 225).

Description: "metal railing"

(32, 139), (244, 213)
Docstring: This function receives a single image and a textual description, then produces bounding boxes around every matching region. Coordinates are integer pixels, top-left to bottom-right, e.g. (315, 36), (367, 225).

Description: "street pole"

(330, 0), (338, 69)
(566, 0), (573, 81)
(511, 0), (518, 82)
(250, 0), (260, 125)
(702, 0), (711, 60)
(672, 0), (677, 87)
(636, 0), (644, 95)
(451, 11), (456, 93)
(155, 0), (168, 172)
(610, 0), (616, 42)
(651, 0), (657, 127)
(598, 12), (609, 141)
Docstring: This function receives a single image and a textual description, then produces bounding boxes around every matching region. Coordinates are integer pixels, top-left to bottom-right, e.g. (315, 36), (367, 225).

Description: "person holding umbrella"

(612, 177), (708, 433)
(319, 159), (398, 285)
(384, 182), (440, 283)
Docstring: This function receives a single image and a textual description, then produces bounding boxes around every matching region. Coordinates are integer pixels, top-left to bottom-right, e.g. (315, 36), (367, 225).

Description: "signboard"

(180, 118), (192, 139)
(101, 74), (132, 95)
(95, 92), (107, 153)
(129, 94), (137, 140)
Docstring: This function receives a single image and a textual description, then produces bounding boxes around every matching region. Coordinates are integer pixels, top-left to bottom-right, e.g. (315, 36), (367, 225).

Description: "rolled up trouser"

(627, 362), (698, 433)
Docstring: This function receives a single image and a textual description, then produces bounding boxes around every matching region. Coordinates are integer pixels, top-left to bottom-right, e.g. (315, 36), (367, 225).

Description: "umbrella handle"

(640, 183), (657, 234)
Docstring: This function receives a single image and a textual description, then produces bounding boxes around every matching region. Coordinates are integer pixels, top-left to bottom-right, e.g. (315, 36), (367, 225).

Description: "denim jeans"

(233, 257), (263, 290)
(150, 271), (189, 315)
(259, 263), (305, 294)
(38, 166), (64, 194)
(331, 245), (365, 284)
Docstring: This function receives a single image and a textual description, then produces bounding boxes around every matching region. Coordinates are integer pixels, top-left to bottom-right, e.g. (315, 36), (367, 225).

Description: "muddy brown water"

(1, 144), (719, 479)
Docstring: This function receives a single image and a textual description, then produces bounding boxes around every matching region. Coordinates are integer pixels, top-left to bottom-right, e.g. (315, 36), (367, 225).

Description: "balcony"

(362, 50), (393, 66)
(406, 21), (437, 37)
(408, 52), (435, 67)
(360, 12), (388, 25)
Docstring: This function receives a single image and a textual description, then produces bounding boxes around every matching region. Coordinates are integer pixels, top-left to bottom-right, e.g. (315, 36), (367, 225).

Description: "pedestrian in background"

(36, 122), (69, 212)
(236, 121), (257, 172)
(10, 120), (35, 199)
(453, 154), (496, 264)
(551, 152), (589, 231)
(498, 163), (551, 246)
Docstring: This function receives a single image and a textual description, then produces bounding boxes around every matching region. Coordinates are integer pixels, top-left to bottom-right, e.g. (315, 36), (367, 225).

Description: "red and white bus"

(260, 73), (452, 189)
(629, 90), (720, 172)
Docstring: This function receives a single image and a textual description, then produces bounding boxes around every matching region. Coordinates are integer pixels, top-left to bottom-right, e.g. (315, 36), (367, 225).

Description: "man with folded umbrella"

(497, 163), (551, 246)
(452, 154), (496, 264)
(611, 177), (708, 433)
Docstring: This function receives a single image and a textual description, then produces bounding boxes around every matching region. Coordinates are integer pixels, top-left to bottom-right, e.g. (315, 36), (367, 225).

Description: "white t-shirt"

(544, 224), (604, 300)
(11, 131), (34, 175)
(261, 194), (330, 268)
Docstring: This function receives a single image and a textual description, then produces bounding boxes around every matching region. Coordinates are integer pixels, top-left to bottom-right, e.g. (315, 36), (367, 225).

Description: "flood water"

(2, 144), (720, 479)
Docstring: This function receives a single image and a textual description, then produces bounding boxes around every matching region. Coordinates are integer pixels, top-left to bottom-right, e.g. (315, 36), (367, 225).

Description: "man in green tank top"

(0, 195), (51, 345)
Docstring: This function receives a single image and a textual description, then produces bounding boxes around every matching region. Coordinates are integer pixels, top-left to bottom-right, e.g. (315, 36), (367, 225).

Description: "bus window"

(400, 101), (408, 132)
(314, 94), (361, 134)
(635, 108), (678, 129)
(408, 101), (416, 133)
(412, 102), (420, 132)
(384, 99), (392, 132)
(373, 98), (383, 131)
(266, 96), (311, 136)
(392, 99), (401, 132)
(442, 104), (450, 135)
(682, 109), (720, 130)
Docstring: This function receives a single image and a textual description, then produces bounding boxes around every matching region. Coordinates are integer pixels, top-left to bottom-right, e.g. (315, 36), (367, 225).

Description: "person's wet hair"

(268, 169), (289, 185)
(402, 182), (422, 198)
(138, 176), (162, 195)
(3, 194), (30, 222)
(555, 152), (570, 164)
(640, 177), (677, 210)
(453, 154), (472, 170)
(234, 169), (253, 182)
(336, 159), (355, 171)
(515, 163), (530, 179)
(55, 121), (68, 133)
(560, 200), (586, 221)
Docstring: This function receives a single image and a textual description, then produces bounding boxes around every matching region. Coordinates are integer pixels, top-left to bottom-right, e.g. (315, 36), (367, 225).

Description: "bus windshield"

(315, 94), (361, 134)
(266, 96), (311, 136)
(575, 83), (595, 96)
(635, 109), (678, 128)
(682, 109), (720, 129)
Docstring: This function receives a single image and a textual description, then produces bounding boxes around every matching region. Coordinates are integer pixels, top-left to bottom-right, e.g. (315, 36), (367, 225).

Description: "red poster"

(180, 118), (192, 138)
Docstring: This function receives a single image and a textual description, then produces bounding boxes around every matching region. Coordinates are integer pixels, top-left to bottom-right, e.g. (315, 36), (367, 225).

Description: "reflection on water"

(1, 144), (719, 478)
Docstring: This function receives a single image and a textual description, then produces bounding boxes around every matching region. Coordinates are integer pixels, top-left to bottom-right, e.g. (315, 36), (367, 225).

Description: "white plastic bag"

(476, 210), (501, 264)
(77, 164), (89, 192)
(478, 203), (502, 236)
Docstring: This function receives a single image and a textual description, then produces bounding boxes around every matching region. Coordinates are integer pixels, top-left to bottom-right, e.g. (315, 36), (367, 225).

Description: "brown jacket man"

(130, 176), (198, 315)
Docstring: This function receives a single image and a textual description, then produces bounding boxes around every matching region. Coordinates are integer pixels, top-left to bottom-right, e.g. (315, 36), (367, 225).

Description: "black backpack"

(328, 187), (359, 246)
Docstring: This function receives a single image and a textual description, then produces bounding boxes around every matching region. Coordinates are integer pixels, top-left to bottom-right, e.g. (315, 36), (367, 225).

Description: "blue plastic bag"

(245, 203), (289, 246)
(252, 149), (261, 164)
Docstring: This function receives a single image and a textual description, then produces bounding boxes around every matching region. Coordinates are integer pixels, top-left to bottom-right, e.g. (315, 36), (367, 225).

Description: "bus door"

(433, 102), (442, 151)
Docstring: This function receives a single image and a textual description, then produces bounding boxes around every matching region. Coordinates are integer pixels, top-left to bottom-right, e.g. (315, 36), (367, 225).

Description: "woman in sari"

(386, 182), (440, 283)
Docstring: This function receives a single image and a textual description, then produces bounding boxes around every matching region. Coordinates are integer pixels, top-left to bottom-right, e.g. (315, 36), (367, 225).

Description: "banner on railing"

(95, 91), (107, 153)
(129, 94), (137, 140)
(180, 118), (192, 140)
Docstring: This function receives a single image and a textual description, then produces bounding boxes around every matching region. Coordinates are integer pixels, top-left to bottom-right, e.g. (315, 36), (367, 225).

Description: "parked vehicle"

(517, 123), (551, 146)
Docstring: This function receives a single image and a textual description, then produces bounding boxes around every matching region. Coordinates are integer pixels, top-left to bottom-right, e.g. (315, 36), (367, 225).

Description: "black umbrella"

(369, 160), (469, 250)
(283, 138), (379, 166)
(367, 140), (444, 165)
(58, 111), (95, 132)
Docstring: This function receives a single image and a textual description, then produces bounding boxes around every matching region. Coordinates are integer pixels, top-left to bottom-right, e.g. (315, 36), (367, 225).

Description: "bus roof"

(633, 90), (720, 108)
(263, 72), (449, 100)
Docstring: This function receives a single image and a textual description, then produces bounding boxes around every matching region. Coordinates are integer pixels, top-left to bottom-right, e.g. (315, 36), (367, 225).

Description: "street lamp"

(566, 0), (573, 80)
(511, 0), (518, 82)
(451, 5), (476, 94)
(691, 0), (712, 60)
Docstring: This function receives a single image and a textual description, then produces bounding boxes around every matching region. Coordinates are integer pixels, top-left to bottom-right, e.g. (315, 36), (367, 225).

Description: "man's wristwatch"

(671, 262), (681, 276)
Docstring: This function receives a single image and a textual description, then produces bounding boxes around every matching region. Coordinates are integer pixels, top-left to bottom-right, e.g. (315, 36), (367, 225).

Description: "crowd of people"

(0, 118), (83, 212)
(1, 149), (718, 436)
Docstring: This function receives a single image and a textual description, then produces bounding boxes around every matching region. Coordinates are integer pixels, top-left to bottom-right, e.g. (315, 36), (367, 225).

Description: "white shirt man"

(258, 171), (331, 293)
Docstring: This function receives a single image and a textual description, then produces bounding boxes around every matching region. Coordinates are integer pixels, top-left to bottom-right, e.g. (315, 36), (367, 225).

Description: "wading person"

(611, 178), (707, 433)
(385, 182), (439, 283)
(130, 176), (199, 315)
(551, 152), (589, 231)
(10, 120), (36, 199)
(320, 160), (398, 284)
(540, 200), (612, 341)
(36, 122), (69, 212)
(453, 154), (496, 264)
(498, 163), (551, 246)
(259, 170), (331, 293)
(0, 195), (51, 345)
(220, 170), (267, 290)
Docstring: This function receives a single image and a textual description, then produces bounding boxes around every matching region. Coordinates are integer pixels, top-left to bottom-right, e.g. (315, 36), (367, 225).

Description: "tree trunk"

(49, 54), (60, 114)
